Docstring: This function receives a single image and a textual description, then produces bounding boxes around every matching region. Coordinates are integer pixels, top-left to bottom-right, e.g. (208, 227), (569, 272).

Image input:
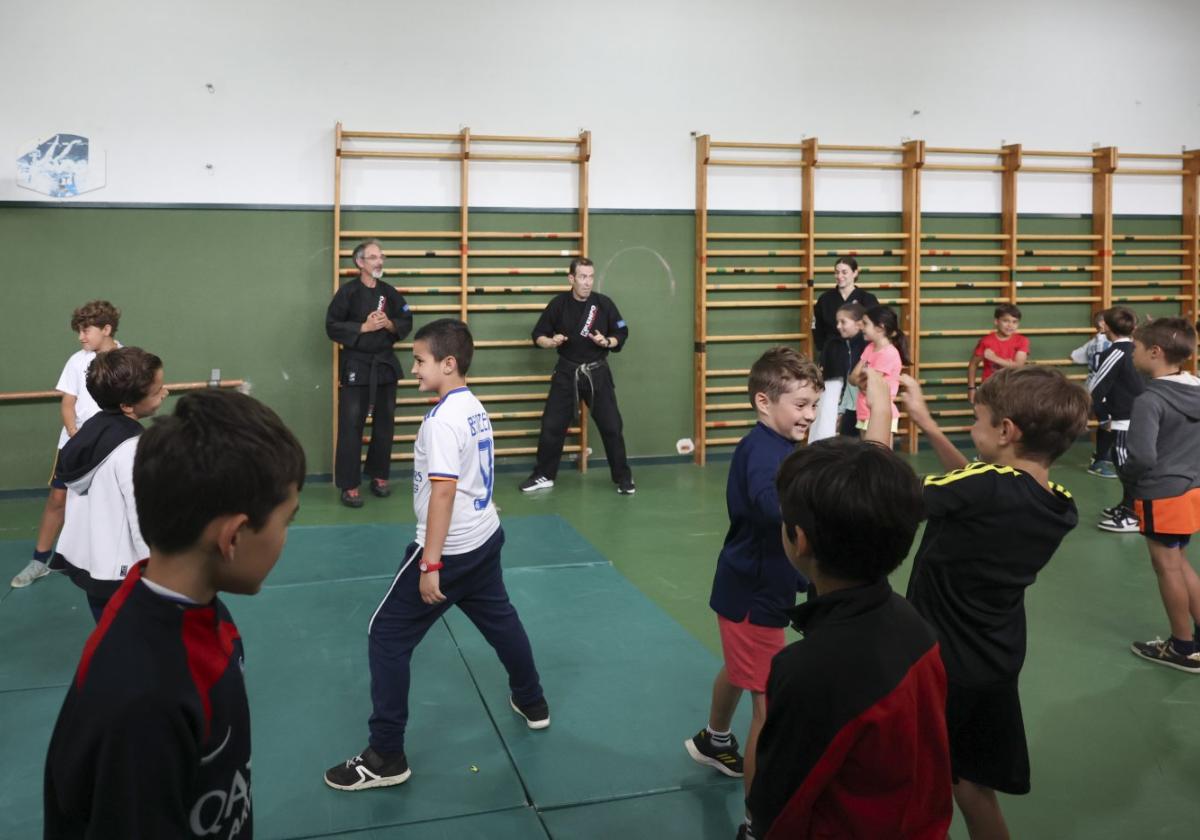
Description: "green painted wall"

(0, 206), (1184, 491)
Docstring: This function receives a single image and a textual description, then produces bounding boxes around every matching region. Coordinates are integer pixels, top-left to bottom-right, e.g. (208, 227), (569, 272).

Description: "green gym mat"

(312, 805), (549, 839)
(443, 562), (750, 809)
(540, 786), (747, 840)
(0, 686), (64, 839)
(0, 572), (93, 692)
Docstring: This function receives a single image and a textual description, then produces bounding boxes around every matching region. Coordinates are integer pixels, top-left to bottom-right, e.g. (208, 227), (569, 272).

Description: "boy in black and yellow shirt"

(888, 367), (1090, 840)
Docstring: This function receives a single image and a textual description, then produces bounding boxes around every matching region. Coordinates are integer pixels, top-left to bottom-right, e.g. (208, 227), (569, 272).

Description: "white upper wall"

(2, 0), (1197, 213)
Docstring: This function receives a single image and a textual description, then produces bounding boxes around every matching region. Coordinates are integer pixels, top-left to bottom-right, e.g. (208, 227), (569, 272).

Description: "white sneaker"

(11, 559), (50, 588)
(1097, 509), (1140, 533)
(519, 475), (554, 493)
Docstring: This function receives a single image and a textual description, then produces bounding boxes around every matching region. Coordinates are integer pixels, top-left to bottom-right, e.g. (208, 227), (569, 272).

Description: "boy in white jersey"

(12, 300), (122, 588)
(325, 319), (549, 791)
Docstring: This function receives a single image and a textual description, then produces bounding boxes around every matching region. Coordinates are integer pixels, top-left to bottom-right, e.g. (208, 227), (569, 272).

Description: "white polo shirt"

(412, 387), (500, 555)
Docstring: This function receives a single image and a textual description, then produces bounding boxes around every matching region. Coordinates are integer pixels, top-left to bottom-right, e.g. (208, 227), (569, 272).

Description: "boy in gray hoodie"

(1122, 317), (1200, 673)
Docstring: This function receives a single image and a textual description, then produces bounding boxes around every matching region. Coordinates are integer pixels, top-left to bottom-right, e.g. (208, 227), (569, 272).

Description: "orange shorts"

(1134, 488), (1200, 541)
(718, 615), (786, 694)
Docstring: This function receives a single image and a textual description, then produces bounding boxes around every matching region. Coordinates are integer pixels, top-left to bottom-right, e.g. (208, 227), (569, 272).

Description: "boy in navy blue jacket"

(685, 347), (822, 831)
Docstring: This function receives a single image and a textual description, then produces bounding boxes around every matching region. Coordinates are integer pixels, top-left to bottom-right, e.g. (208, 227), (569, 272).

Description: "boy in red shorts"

(1123, 318), (1200, 673)
(967, 304), (1028, 403)
(684, 347), (822, 840)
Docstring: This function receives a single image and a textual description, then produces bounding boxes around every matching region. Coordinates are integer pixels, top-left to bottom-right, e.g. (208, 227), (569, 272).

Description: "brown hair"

(1101, 306), (1137, 337)
(994, 303), (1022, 321)
(747, 346), (823, 408)
(569, 257), (594, 276)
(975, 366), (1089, 463)
(836, 302), (866, 321)
(1133, 317), (1196, 365)
(86, 347), (163, 410)
(70, 300), (120, 335)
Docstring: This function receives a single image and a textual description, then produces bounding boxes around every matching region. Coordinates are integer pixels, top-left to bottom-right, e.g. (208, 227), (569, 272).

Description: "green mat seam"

(279, 803), (544, 840)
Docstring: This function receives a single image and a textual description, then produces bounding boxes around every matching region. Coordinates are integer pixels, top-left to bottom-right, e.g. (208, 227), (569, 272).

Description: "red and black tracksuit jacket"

(44, 562), (254, 839)
(749, 579), (952, 839)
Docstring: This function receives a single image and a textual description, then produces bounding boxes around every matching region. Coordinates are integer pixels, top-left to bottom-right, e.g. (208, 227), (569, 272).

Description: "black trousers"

(534, 363), (631, 483)
(336, 380), (397, 490)
(1112, 428), (1134, 510)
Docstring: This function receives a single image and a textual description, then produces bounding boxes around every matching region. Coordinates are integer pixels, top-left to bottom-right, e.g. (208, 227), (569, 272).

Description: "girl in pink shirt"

(851, 306), (909, 434)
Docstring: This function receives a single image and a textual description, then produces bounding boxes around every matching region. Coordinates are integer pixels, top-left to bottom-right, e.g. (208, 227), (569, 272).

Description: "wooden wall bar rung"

(1113, 280), (1189, 287)
(707, 283), (805, 291)
(469, 285), (568, 294)
(919, 327), (1094, 337)
(708, 158), (806, 168)
(706, 368), (752, 377)
(467, 303), (552, 312)
(706, 300), (806, 309)
(0, 380), (245, 403)
(707, 232), (806, 240)
(1112, 264), (1190, 271)
(706, 267), (803, 275)
(813, 233), (909, 240)
(925, 147), (1007, 156)
(921, 249), (1008, 256)
(469, 231), (582, 239)
(707, 333), (806, 343)
(339, 249), (459, 257)
(1116, 169), (1189, 176)
(398, 374), (548, 386)
(921, 297), (1012, 305)
(707, 249), (807, 257)
(922, 164), (1006, 173)
(922, 281), (1008, 288)
(922, 233), (1010, 240)
(1116, 234), (1187, 241)
(1113, 295), (1190, 302)
(340, 230), (461, 239)
(468, 249), (582, 257)
(1015, 296), (1103, 303)
(466, 267), (566, 276)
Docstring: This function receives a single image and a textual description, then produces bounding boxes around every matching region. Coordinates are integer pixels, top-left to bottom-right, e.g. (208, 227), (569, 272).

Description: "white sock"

(706, 727), (732, 747)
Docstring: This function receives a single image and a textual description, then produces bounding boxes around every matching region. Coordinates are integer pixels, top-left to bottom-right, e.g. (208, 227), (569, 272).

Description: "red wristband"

(419, 560), (444, 573)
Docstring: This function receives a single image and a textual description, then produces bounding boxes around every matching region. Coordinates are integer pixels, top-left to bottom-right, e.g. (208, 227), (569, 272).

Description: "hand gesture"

(552, 334), (567, 347)
(982, 348), (999, 363)
(362, 310), (388, 333)
(590, 330), (610, 348)
(419, 570), (446, 605)
(864, 368), (891, 409)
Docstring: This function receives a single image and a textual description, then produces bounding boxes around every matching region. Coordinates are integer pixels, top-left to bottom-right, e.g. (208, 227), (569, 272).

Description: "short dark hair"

(70, 300), (120, 335)
(413, 318), (475, 376)
(569, 257), (594, 276)
(1133, 317), (1196, 365)
(994, 303), (1022, 320)
(86, 347), (162, 410)
(836, 302), (866, 321)
(134, 390), (305, 554)
(975, 366), (1090, 463)
(747, 347), (823, 408)
(776, 438), (925, 582)
(1102, 306), (1137, 337)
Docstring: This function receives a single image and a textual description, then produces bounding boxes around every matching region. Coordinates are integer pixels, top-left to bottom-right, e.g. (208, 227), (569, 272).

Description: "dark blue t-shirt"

(709, 422), (807, 627)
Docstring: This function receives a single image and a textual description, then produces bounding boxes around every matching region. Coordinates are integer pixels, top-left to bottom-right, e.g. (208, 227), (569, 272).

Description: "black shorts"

(946, 679), (1030, 795)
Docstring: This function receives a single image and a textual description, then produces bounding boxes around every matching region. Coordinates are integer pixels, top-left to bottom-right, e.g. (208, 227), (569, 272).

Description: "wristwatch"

(419, 559), (444, 573)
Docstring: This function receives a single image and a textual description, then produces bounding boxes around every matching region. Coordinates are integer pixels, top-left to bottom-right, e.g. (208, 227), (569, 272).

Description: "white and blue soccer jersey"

(412, 386), (500, 554)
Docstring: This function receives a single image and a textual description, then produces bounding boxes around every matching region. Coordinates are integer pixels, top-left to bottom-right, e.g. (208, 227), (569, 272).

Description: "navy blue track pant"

(367, 527), (543, 755)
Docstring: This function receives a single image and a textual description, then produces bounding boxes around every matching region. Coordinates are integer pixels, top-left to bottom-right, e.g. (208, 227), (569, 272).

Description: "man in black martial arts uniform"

(521, 258), (635, 496)
(326, 239), (413, 508)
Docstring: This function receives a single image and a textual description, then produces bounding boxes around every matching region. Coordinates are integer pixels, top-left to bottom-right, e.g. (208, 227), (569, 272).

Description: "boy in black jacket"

(811, 301), (867, 441)
(1090, 306), (1146, 533)
(749, 371), (951, 840)
(44, 390), (305, 839)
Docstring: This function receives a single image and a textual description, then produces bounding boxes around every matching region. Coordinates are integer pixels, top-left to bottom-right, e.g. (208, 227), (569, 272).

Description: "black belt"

(555, 357), (607, 417)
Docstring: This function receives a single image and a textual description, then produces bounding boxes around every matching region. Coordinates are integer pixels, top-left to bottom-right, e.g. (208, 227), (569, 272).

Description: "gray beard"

(371, 268), (384, 280)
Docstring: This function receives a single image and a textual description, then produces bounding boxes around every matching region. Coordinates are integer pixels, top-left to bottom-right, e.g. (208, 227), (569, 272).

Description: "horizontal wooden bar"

(341, 130), (461, 141)
(706, 249), (806, 257)
(0, 380), (245, 403)
(1017, 249), (1099, 256)
(919, 327), (1093, 337)
(919, 358), (1077, 371)
(1020, 165), (1099, 174)
(925, 147), (1006, 156)
(921, 233), (1010, 240)
(1021, 149), (1097, 159)
(707, 158), (807, 168)
(1115, 169), (1189, 176)
(469, 153), (582, 163)
(341, 150), (461, 161)
(813, 233), (909, 240)
(1111, 250), (1187, 256)
(706, 283), (805, 291)
(469, 231), (582, 240)
(1016, 234), (1102, 240)
(814, 249), (907, 256)
(1111, 280), (1188, 287)
(920, 281), (1008, 289)
(468, 249), (581, 257)
(467, 303), (550, 312)
(472, 339), (536, 349)
(1012, 280), (1099, 288)
(921, 163), (1005, 173)
(1014, 265), (1099, 272)
(707, 266), (803, 275)
(707, 232), (806, 240)
(821, 143), (906, 153)
(470, 285), (568, 294)
(1114, 234), (1186, 241)
(705, 419), (758, 429)
(408, 305), (463, 313)
(706, 333), (806, 343)
(471, 133), (583, 145)
(815, 161), (906, 170)
(339, 249), (459, 258)
(921, 297), (1012, 305)
(706, 300), (806, 309)
(1112, 295), (1189, 302)
(920, 249), (1007, 256)
(1014, 295), (1103, 303)
(466, 267), (566, 276)
(1119, 152), (1186, 160)
(340, 230), (461, 239)
(706, 385), (751, 395)
(394, 286), (460, 294)
(341, 267), (459, 276)
(923, 265), (1009, 272)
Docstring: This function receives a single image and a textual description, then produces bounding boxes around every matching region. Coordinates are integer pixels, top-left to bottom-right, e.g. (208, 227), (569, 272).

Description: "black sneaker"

(324, 746), (411, 790)
(1130, 637), (1200, 674)
(1098, 507), (1139, 533)
(617, 478), (636, 495)
(519, 475), (554, 493)
(684, 729), (744, 778)
(510, 695), (551, 730)
(340, 489), (364, 509)
(369, 479), (391, 498)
